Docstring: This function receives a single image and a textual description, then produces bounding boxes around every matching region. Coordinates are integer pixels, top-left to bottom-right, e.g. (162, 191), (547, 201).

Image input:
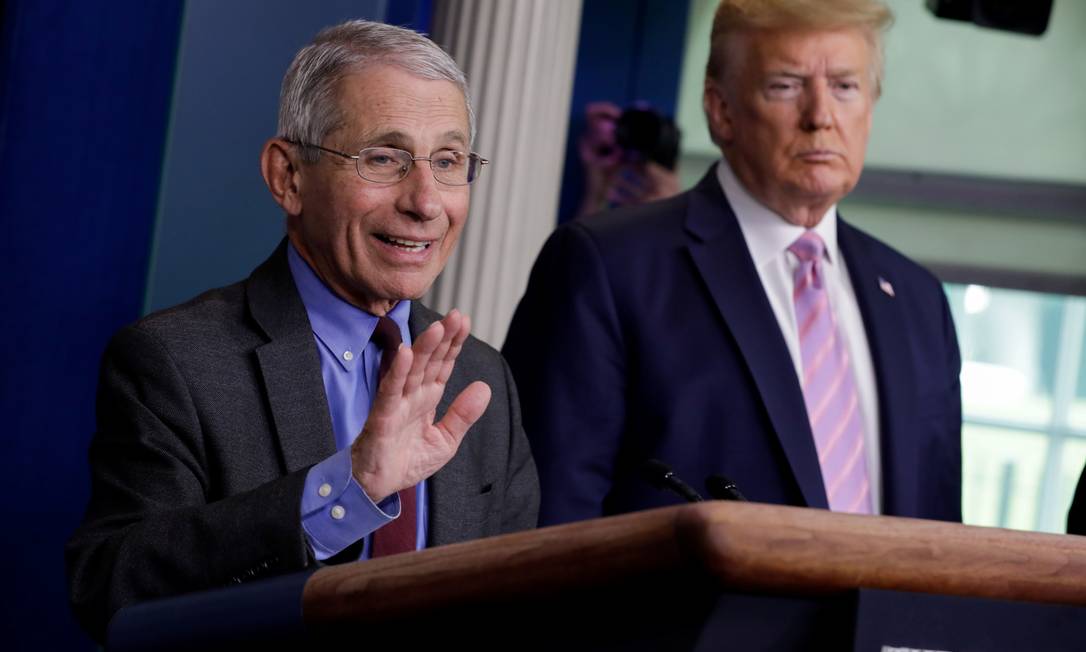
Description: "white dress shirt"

(716, 160), (882, 513)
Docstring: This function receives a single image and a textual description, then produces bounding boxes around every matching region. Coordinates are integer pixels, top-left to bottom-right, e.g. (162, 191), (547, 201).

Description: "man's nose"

(395, 162), (444, 221)
(801, 82), (834, 131)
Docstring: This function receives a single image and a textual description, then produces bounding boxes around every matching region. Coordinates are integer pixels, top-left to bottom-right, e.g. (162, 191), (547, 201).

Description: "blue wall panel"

(386, 0), (433, 31)
(0, 1), (184, 647)
(144, 0), (388, 313)
(556, 0), (691, 223)
(0, 0), (410, 645)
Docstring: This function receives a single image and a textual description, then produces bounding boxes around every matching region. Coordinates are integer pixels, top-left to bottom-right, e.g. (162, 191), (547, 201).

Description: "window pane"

(961, 424), (1047, 531)
(945, 284), (1062, 427)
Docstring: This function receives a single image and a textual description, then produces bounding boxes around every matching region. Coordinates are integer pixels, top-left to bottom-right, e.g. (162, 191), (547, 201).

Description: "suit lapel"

(837, 220), (916, 516)
(247, 240), (337, 472)
(684, 170), (828, 509)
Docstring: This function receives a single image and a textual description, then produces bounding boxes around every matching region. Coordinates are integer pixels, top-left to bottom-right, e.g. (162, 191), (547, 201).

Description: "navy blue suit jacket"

(503, 167), (962, 526)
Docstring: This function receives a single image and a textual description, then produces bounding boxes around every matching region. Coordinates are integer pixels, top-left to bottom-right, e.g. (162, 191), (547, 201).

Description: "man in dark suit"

(67, 20), (538, 641)
(504, 0), (960, 526)
(1070, 467), (1086, 535)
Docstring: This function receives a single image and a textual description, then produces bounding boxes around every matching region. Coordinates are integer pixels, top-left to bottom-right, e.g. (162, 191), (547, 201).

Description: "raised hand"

(350, 309), (491, 503)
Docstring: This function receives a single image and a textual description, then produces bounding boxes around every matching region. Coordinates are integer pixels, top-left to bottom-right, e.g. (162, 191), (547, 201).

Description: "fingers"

(373, 342), (412, 407)
(604, 163), (680, 206)
(421, 310), (458, 386)
(403, 319), (445, 394)
(378, 308), (471, 400)
(607, 170), (649, 206)
(436, 312), (471, 385)
(436, 381), (492, 444)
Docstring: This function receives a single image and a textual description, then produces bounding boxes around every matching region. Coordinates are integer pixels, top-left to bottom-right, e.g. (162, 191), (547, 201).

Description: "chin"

(795, 176), (853, 201)
(384, 277), (437, 303)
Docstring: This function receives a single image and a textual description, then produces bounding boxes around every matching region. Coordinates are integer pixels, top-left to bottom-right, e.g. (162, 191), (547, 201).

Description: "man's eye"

(832, 79), (862, 94)
(433, 153), (464, 170)
(366, 154), (397, 166)
(768, 78), (799, 89)
(766, 80), (800, 97)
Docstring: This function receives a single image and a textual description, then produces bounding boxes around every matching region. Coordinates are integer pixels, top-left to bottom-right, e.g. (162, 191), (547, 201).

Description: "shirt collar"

(287, 241), (411, 371)
(715, 158), (839, 267)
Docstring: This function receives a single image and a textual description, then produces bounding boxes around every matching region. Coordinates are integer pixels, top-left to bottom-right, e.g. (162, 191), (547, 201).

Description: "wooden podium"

(108, 502), (1086, 650)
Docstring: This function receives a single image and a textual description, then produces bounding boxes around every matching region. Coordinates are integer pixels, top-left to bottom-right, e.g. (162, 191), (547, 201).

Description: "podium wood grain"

(302, 502), (1086, 625)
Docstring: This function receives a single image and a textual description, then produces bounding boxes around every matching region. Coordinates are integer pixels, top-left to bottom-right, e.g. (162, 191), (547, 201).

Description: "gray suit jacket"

(66, 241), (539, 641)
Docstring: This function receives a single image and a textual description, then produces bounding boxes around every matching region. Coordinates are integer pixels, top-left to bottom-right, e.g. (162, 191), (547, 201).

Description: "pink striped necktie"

(789, 231), (872, 515)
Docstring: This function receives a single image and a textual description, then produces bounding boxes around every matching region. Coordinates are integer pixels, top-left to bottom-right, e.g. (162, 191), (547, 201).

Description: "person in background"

(575, 101), (681, 218)
(67, 20), (539, 641)
(504, 0), (961, 526)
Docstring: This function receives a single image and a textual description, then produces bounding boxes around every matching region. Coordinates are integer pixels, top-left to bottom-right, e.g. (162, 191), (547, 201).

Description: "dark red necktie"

(368, 316), (418, 557)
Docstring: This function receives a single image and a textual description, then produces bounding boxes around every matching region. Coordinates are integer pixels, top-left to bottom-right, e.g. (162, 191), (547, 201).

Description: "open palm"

(350, 309), (491, 503)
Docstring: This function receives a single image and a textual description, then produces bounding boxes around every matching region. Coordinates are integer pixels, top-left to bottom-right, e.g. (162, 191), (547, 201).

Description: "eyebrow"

(827, 67), (864, 78)
(764, 68), (863, 79)
(438, 130), (469, 148)
(360, 129), (469, 150)
(765, 71), (806, 79)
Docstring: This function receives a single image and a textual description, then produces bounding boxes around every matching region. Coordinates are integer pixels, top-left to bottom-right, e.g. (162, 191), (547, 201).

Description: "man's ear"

(260, 138), (304, 216)
(702, 78), (735, 146)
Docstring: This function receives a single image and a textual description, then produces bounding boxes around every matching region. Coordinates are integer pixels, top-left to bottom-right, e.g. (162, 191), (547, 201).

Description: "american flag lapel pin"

(878, 276), (895, 297)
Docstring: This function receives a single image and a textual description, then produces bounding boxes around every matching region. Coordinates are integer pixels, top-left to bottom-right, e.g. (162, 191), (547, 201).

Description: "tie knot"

(789, 231), (825, 263)
(371, 316), (402, 353)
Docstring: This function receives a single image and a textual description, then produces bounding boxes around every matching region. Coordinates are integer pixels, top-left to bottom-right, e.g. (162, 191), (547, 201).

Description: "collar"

(715, 158), (839, 267)
(286, 241), (411, 371)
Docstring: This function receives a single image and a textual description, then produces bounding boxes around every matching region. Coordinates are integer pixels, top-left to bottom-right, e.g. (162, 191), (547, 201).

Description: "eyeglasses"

(292, 142), (489, 186)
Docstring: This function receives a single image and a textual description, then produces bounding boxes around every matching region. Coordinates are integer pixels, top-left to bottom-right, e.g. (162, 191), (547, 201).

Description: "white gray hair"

(277, 20), (474, 163)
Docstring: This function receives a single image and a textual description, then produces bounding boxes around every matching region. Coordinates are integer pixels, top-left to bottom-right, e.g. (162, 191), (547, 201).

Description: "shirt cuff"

(301, 447), (400, 560)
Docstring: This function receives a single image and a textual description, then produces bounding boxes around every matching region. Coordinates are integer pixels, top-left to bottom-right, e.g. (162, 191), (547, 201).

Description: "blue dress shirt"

(288, 243), (427, 561)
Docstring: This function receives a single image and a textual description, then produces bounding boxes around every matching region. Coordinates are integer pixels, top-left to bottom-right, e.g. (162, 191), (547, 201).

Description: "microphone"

(641, 459), (704, 503)
(705, 473), (747, 502)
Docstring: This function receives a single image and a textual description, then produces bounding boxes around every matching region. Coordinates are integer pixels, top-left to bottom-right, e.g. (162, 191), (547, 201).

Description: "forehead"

(332, 64), (469, 145)
(736, 28), (872, 75)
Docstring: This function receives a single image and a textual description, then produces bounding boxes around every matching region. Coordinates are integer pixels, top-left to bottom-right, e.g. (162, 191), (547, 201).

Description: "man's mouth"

(375, 234), (432, 252)
(797, 149), (839, 160)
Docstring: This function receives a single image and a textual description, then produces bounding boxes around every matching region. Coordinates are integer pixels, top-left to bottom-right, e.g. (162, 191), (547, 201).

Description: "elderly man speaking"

(67, 20), (539, 641)
(505, 0), (961, 526)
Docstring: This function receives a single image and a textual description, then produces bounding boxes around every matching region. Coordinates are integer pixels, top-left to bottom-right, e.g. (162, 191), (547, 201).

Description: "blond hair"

(705, 0), (894, 95)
